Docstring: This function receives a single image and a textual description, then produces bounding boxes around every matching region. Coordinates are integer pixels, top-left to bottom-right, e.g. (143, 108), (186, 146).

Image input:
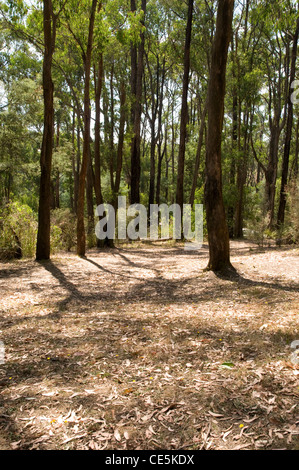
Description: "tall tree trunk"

(205, 0), (234, 273)
(265, 121), (280, 227)
(74, 122), (81, 213)
(130, 0), (137, 126)
(189, 97), (208, 207)
(114, 80), (126, 205)
(156, 136), (166, 206)
(86, 151), (94, 241)
(148, 120), (156, 209)
(165, 138), (170, 202)
(176, 0), (193, 211)
(227, 32), (238, 238)
(171, 99), (176, 204)
(264, 35), (288, 229)
(277, 17), (299, 226)
(146, 52), (159, 212)
(69, 105), (75, 213)
(36, 0), (56, 261)
(109, 62), (115, 195)
(234, 109), (250, 238)
(130, 0), (146, 204)
(54, 119), (60, 209)
(93, 54), (110, 250)
(77, 0), (97, 257)
(71, 108), (77, 213)
(50, 180), (56, 210)
(93, 57), (103, 207)
(155, 58), (166, 206)
(293, 119), (299, 180)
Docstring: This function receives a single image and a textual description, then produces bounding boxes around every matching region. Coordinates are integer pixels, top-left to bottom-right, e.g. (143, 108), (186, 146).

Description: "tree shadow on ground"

(31, 253), (299, 314)
(214, 268), (299, 293)
(1, 243), (299, 449)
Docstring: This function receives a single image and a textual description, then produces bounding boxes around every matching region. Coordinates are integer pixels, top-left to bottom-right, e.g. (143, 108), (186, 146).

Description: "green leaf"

(221, 362), (235, 369)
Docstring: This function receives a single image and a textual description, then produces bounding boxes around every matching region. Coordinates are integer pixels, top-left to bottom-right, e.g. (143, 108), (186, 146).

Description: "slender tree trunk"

(176, 0), (193, 211)
(93, 57), (103, 207)
(264, 36), (288, 228)
(86, 150), (94, 241)
(156, 138), (166, 206)
(234, 161), (246, 238)
(234, 110), (251, 238)
(155, 58), (166, 205)
(36, 0), (56, 261)
(165, 145), (170, 202)
(171, 100), (176, 204)
(71, 108), (77, 213)
(50, 180), (55, 210)
(130, 0), (146, 204)
(156, 134), (165, 207)
(130, 0), (137, 126)
(265, 121), (280, 227)
(74, 122), (81, 213)
(156, 154), (162, 206)
(54, 120), (60, 209)
(114, 80), (126, 204)
(148, 121), (156, 210)
(77, 0), (97, 257)
(189, 97), (208, 207)
(69, 157), (74, 211)
(93, 56), (109, 250)
(204, 0), (234, 273)
(277, 17), (299, 226)
(227, 32), (238, 238)
(146, 53), (159, 212)
(109, 62), (115, 195)
(293, 119), (299, 180)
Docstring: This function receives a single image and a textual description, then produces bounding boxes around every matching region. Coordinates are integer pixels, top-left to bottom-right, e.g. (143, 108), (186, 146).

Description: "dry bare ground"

(0, 240), (298, 450)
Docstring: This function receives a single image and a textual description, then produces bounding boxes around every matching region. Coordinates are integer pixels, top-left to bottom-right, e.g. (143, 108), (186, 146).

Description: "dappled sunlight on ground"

(0, 241), (298, 450)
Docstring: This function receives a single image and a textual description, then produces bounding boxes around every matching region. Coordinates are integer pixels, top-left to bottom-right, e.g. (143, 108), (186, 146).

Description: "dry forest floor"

(0, 240), (298, 450)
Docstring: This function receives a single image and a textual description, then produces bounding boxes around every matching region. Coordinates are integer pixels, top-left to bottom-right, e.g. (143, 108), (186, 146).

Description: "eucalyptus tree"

(143, 0), (173, 210)
(0, 77), (43, 204)
(240, 1), (298, 230)
(188, 0), (214, 207)
(72, 0), (98, 257)
(277, 14), (299, 227)
(175, 0), (193, 214)
(205, 0), (234, 272)
(36, 0), (59, 260)
(130, 0), (147, 205)
(230, 0), (264, 238)
(57, 0), (98, 256)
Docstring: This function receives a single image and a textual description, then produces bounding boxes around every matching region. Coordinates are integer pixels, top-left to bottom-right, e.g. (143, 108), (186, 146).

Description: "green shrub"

(50, 208), (77, 252)
(283, 181), (299, 244)
(0, 202), (37, 259)
(50, 224), (64, 254)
